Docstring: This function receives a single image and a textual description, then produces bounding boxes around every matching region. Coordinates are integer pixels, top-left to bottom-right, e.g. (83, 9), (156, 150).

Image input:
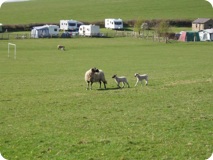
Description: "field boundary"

(0, 30), (174, 42)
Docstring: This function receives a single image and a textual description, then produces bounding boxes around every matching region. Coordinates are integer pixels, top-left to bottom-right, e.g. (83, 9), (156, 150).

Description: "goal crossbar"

(8, 43), (16, 59)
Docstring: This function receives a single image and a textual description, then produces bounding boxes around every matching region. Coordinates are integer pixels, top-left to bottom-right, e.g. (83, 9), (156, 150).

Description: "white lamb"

(112, 74), (130, 88)
(85, 67), (107, 90)
(134, 73), (148, 86)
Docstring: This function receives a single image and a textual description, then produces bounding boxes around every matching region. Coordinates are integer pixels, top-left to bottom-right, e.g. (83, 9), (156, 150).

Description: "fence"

(0, 33), (65, 40)
(0, 30), (170, 42)
(105, 30), (169, 42)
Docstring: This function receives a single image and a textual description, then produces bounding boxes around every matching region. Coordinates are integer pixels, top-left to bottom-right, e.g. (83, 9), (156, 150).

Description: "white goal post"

(8, 43), (16, 59)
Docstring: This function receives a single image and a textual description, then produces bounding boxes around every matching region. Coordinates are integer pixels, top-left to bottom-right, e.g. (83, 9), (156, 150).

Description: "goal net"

(8, 43), (16, 59)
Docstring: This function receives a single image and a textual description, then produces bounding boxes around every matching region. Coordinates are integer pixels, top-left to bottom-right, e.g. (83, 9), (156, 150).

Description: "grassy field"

(0, 0), (213, 24)
(0, 37), (212, 159)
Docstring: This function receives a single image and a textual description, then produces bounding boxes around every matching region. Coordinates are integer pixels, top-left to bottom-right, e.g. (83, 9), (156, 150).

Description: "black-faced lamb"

(134, 73), (148, 86)
(85, 67), (107, 90)
(112, 74), (130, 88)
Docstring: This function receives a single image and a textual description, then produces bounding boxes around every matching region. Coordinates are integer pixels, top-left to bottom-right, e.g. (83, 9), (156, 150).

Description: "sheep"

(134, 73), (148, 86)
(85, 67), (107, 90)
(57, 45), (65, 51)
(112, 74), (130, 88)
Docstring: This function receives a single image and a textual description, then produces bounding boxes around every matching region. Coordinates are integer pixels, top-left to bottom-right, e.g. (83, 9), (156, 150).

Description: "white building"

(105, 18), (123, 30)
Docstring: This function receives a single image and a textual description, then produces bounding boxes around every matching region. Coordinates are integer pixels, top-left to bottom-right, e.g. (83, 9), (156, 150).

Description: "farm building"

(178, 31), (200, 42)
(31, 25), (59, 38)
(79, 25), (100, 36)
(105, 18), (123, 30)
(192, 18), (213, 31)
(199, 29), (213, 41)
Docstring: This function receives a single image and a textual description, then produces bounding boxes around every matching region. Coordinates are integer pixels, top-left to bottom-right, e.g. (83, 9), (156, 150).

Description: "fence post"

(153, 33), (154, 41)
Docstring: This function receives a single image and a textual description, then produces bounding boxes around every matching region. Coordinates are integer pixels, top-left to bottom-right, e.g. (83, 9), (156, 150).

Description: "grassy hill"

(0, 0), (213, 24)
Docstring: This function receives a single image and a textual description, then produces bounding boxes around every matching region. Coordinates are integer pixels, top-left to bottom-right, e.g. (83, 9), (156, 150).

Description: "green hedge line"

(2, 19), (192, 32)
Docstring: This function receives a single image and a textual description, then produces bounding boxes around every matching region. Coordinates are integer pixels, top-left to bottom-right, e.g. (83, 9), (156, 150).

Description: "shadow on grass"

(97, 87), (131, 91)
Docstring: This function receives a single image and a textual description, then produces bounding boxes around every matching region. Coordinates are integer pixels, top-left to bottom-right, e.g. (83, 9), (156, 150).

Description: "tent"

(199, 29), (213, 41)
(178, 31), (200, 42)
(31, 26), (49, 38)
(31, 25), (59, 38)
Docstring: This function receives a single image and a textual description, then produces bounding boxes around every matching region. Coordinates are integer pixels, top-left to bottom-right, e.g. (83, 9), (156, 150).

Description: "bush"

(2, 23), (59, 32)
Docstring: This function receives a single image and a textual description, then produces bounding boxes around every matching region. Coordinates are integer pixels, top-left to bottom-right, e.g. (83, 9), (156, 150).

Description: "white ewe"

(85, 67), (107, 90)
(112, 74), (130, 88)
(134, 73), (148, 86)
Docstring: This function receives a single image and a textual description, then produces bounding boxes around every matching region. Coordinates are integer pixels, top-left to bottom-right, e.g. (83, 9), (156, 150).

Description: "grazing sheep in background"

(112, 74), (130, 88)
(134, 73), (148, 86)
(85, 67), (107, 90)
(57, 45), (65, 51)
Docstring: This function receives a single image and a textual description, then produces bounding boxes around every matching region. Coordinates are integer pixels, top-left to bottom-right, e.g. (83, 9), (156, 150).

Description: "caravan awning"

(33, 26), (49, 30)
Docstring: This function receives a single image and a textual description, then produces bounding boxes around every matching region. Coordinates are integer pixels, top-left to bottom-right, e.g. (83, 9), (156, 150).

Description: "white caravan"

(105, 18), (123, 30)
(79, 25), (100, 36)
(48, 25), (59, 36)
(60, 20), (78, 31)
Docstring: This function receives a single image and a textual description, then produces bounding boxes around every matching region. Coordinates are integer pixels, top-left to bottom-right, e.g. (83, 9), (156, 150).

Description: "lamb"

(134, 73), (148, 86)
(85, 67), (107, 90)
(112, 74), (130, 88)
(57, 45), (65, 51)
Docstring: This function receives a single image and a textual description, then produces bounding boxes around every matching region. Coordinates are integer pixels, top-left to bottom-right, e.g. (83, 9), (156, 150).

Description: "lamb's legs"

(127, 82), (130, 88)
(135, 80), (139, 87)
(122, 82), (125, 88)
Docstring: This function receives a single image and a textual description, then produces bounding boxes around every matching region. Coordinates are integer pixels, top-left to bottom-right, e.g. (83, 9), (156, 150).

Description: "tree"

(155, 20), (171, 43)
(133, 19), (143, 36)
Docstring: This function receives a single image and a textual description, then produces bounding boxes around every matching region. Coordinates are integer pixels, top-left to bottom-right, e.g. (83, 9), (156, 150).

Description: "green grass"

(0, 0), (213, 24)
(0, 38), (212, 159)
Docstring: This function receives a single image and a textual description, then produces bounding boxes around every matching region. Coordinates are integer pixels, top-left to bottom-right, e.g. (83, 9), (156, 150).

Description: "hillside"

(0, 0), (213, 24)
